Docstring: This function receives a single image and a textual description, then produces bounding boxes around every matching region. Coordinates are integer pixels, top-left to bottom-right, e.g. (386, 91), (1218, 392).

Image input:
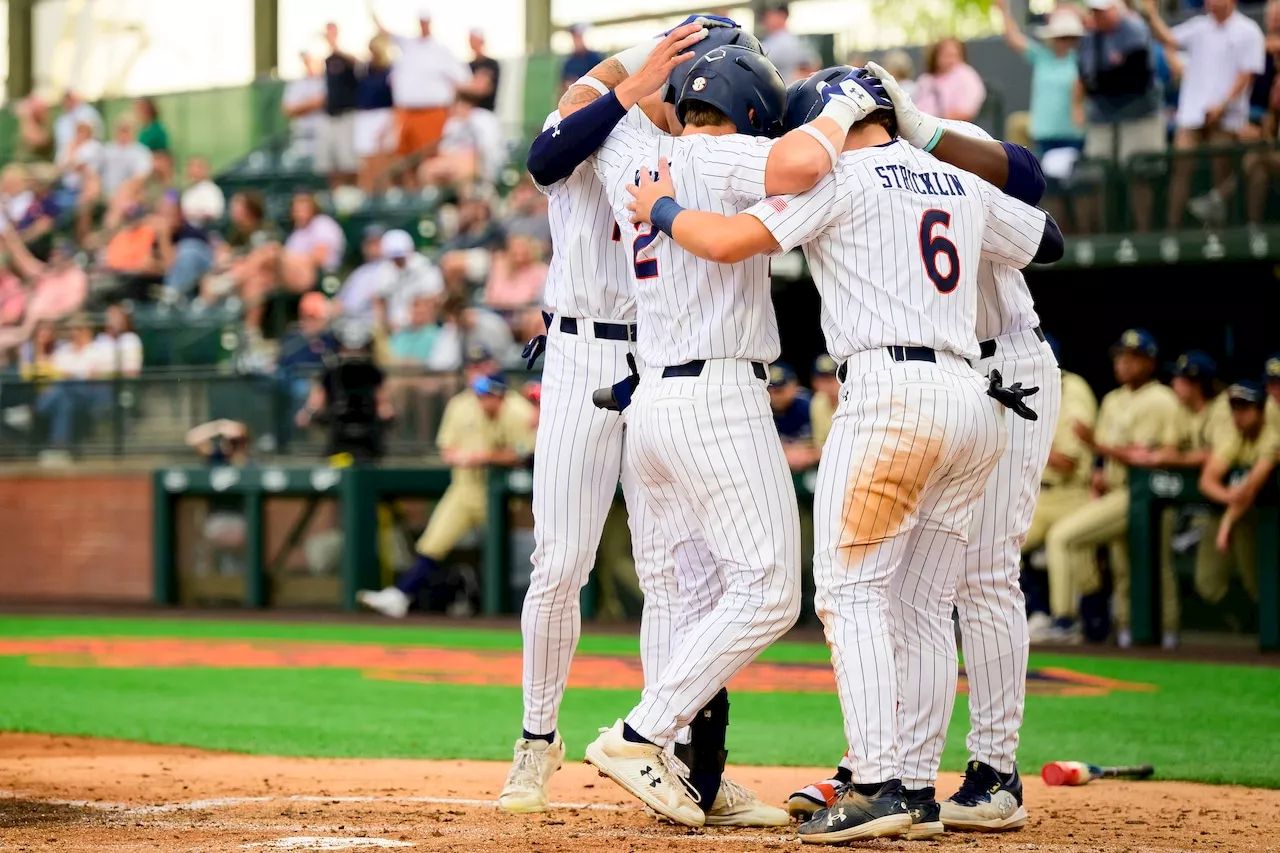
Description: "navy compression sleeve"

(526, 91), (629, 186)
(1033, 213), (1065, 265)
(1000, 142), (1047, 206)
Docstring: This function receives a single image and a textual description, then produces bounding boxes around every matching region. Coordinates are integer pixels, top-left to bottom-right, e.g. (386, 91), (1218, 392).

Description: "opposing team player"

(626, 67), (1063, 842)
(535, 47), (890, 826)
(502, 20), (788, 826)
(785, 62), (1062, 834)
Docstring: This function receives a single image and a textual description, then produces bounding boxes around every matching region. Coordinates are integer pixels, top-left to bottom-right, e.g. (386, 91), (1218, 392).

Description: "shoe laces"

(953, 763), (998, 806)
(716, 777), (756, 810)
(653, 751), (702, 805)
(506, 744), (545, 788)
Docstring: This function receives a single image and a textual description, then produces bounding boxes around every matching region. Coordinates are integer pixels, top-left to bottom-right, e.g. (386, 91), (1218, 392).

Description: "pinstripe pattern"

(624, 361), (802, 746)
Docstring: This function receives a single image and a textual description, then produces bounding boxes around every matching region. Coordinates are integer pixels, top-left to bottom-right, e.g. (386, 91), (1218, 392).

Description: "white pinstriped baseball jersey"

(937, 120), (1045, 342)
(536, 108), (664, 322)
(594, 123), (781, 366)
(744, 139), (1047, 361)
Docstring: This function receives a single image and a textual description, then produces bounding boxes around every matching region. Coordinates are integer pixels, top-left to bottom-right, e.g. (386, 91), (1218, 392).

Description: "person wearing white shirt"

(95, 304), (145, 377)
(36, 315), (116, 451)
(282, 55), (329, 161)
(373, 6), (480, 162)
(52, 92), (103, 163)
(180, 157), (227, 226)
(760, 3), (820, 82)
(373, 228), (445, 332)
(58, 122), (104, 207)
(1143, 0), (1266, 227)
(100, 119), (154, 199)
(418, 99), (508, 187)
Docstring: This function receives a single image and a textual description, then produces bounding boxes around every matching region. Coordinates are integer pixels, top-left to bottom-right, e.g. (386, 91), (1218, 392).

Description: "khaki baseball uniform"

(809, 390), (837, 450)
(1025, 370), (1097, 553)
(1045, 380), (1182, 629)
(1176, 393), (1234, 454)
(1195, 424), (1280, 604)
(416, 391), (536, 559)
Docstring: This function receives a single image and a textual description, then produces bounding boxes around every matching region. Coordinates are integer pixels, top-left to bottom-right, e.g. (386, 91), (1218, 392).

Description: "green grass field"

(0, 615), (1276, 788)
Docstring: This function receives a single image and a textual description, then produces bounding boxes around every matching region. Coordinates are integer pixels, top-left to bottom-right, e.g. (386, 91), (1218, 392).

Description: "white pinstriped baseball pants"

(520, 319), (681, 736)
(896, 328), (1061, 788)
(623, 359), (803, 746)
(813, 349), (1006, 785)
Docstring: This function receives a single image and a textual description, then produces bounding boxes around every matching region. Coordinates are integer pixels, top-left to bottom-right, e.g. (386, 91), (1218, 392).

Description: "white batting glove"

(866, 61), (943, 151)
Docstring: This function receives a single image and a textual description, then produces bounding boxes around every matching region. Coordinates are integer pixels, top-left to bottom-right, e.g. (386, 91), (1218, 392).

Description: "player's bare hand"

(616, 24), (707, 110)
(626, 158), (676, 225)
(1216, 511), (1236, 552)
(1046, 450), (1076, 474)
(1072, 420), (1095, 447)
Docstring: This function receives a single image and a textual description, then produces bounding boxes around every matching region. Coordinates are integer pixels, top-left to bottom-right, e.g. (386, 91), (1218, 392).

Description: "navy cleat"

(796, 780), (911, 844)
(905, 787), (944, 840)
(940, 761), (1027, 832)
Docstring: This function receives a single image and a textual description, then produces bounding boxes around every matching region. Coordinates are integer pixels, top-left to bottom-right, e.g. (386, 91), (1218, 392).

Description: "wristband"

(798, 124), (839, 168)
(922, 125), (946, 153)
(613, 36), (664, 76)
(574, 76), (610, 97)
(818, 99), (860, 136)
(650, 196), (684, 237)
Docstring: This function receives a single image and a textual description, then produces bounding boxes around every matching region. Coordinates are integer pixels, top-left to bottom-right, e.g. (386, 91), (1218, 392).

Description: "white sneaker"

(356, 587), (410, 618)
(705, 777), (790, 827)
(1162, 631), (1179, 651)
(584, 720), (705, 827)
(1117, 627), (1133, 649)
(1026, 612), (1054, 642)
(498, 735), (565, 814)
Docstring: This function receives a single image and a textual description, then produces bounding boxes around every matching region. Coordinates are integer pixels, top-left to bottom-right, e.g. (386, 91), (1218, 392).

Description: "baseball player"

(627, 66), (1063, 842)
(505, 20), (789, 826)
(769, 362), (822, 471)
(539, 51), (888, 828)
(809, 355), (840, 450)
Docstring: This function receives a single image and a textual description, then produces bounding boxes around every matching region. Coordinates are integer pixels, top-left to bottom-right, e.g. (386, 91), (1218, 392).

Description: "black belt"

(662, 360), (768, 380)
(979, 326), (1045, 361)
(835, 346), (937, 382)
(560, 316), (638, 342)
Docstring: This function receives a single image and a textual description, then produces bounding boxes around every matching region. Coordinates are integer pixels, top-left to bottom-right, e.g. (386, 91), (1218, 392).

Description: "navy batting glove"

(822, 67), (893, 113)
(667, 14), (738, 34)
(987, 369), (1040, 421)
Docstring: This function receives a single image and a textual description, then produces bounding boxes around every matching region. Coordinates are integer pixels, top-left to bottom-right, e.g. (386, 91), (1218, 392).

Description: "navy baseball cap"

(812, 354), (838, 377)
(1227, 380), (1265, 406)
(1170, 350), (1217, 380)
(464, 343), (494, 364)
(472, 373), (508, 396)
(1110, 328), (1158, 359)
(1264, 353), (1280, 383)
(768, 362), (796, 388)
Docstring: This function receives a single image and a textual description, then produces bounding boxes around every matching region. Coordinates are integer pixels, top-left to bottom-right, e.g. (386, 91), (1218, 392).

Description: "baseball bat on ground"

(1042, 761), (1155, 786)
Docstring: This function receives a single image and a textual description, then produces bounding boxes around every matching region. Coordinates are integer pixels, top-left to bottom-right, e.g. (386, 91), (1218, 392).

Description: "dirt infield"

(1, 734), (1277, 852)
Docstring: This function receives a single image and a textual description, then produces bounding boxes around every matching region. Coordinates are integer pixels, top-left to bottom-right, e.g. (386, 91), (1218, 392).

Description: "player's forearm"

(1227, 71), (1256, 105)
(1235, 459), (1277, 507)
(526, 91), (627, 185)
(488, 448), (521, 466)
(930, 134), (1046, 205)
(764, 118), (845, 196)
(662, 207), (777, 264)
(1198, 463), (1233, 504)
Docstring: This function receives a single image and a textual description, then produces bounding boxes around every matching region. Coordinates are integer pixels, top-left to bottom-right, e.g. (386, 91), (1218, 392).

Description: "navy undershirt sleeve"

(1000, 142), (1047, 206)
(526, 91), (629, 186)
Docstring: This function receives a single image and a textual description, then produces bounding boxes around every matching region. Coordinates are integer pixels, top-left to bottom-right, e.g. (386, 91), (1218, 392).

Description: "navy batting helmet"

(664, 25), (763, 104)
(677, 46), (786, 138)
(782, 65), (893, 133)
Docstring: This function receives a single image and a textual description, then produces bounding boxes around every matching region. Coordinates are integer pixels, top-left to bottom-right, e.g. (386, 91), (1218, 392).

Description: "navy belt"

(662, 360), (768, 380)
(979, 325), (1045, 361)
(559, 316), (637, 342)
(836, 346), (937, 382)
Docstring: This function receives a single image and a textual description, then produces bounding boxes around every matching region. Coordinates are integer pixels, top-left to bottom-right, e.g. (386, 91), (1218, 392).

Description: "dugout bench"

(1128, 468), (1280, 652)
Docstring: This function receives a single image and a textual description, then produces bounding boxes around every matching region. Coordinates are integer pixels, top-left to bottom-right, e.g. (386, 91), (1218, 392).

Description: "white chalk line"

(0, 791), (629, 815)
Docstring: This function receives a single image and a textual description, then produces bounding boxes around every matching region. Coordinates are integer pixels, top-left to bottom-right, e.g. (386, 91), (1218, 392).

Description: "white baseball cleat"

(940, 761), (1028, 832)
(356, 587), (410, 619)
(704, 777), (791, 827)
(498, 734), (565, 814)
(584, 720), (705, 827)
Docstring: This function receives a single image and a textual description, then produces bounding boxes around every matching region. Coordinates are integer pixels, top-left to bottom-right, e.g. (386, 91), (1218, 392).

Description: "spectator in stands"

(320, 23), (361, 190)
(441, 193), (504, 253)
(200, 191), (277, 307)
(996, 0), (1086, 156)
(418, 97), (507, 188)
(101, 206), (163, 291)
(760, 3), (820, 83)
(375, 228), (445, 334)
(15, 179), (63, 257)
(335, 224), (387, 322)
(157, 191), (214, 301)
(1142, 0), (1265, 227)
(281, 192), (345, 290)
(500, 177), (551, 248)
(483, 234), (546, 340)
(357, 371), (535, 618)
(57, 121), (103, 210)
(52, 92), (102, 164)
(1197, 380), (1278, 605)
(18, 320), (60, 383)
(278, 292), (338, 412)
(561, 23), (605, 92)
(877, 50), (917, 99)
(469, 30), (501, 113)
(1046, 329), (1182, 648)
(96, 303), (144, 377)
(134, 98), (168, 152)
(0, 166), (33, 232)
(13, 96), (54, 164)
(282, 53), (328, 162)
(768, 362), (820, 471)
(1245, 0), (1280, 135)
(1075, 0), (1166, 231)
(915, 37), (987, 123)
(388, 293), (445, 365)
(0, 227), (87, 352)
(374, 5), (476, 167)
(145, 150), (178, 202)
(181, 157), (226, 227)
(808, 354), (838, 450)
(35, 313), (113, 455)
(99, 118), (153, 201)
(355, 37), (396, 193)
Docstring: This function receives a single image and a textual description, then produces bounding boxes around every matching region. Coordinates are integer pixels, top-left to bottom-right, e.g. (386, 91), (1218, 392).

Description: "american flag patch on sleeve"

(765, 197), (788, 213)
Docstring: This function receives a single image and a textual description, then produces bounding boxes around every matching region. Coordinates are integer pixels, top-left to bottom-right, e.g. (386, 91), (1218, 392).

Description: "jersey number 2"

(919, 209), (959, 294)
(613, 221), (659, 279)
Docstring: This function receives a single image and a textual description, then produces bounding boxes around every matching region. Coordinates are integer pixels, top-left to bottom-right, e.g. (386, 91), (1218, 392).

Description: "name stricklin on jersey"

(872, 165), (969, 198)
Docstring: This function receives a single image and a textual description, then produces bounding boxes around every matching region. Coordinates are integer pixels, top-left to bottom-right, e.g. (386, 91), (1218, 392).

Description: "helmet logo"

(691, 76), (707, 92)
(703, 47), (728, 62)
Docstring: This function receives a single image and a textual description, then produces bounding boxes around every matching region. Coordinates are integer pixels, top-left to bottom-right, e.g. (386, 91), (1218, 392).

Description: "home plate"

(243, 839), (412, 850)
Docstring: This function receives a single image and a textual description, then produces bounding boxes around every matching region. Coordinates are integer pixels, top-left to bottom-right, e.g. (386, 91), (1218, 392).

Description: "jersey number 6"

(919, 209), (959, 294)
(613, 221), (659, 279)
